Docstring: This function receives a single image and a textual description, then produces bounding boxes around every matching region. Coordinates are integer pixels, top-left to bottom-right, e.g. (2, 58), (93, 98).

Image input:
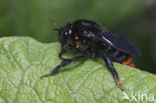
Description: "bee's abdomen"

(104, 46), (128, 62)
(103, 46), (135, 67)
(122, 56), (135, 67)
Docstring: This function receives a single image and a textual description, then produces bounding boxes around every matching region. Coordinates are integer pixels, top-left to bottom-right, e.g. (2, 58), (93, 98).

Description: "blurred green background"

(0, 0), (156, 73)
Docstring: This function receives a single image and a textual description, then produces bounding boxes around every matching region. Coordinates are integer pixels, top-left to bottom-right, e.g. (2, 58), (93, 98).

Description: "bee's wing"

(87, 31), (141, 56)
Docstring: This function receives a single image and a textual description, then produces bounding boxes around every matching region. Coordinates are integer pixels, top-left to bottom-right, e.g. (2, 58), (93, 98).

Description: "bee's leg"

(40, 55), (86, 79)
(102, 53), (124, 91)
(59, 49), (66, 59)
(59, 44), (73, 59)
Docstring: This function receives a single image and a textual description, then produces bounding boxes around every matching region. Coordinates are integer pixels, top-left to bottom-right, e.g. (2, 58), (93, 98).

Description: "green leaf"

(0, 37), (155, 103)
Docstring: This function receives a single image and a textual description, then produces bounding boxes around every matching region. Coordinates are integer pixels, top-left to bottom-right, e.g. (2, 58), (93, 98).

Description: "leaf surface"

(0, 37), (155, 103)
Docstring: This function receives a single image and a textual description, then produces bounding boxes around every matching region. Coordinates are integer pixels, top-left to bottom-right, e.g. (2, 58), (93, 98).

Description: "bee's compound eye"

(65, 32), (68, 35)
(69, 29), (72, 34)
(64, 29), (72, 35)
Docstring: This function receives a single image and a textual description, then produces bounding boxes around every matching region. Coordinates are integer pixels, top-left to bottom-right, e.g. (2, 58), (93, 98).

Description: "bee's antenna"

(48, 17), (60, 31)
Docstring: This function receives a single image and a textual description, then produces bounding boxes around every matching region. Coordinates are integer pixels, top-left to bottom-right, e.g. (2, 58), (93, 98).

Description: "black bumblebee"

(40, 19), (141, 91)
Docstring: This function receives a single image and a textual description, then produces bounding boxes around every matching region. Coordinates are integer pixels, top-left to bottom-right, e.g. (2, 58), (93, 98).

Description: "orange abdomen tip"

(122, 56), (135, 67)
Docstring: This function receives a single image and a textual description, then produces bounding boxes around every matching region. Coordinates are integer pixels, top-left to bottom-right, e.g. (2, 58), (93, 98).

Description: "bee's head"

(49, 18), (74, 47)
(57, 23), (74, 47)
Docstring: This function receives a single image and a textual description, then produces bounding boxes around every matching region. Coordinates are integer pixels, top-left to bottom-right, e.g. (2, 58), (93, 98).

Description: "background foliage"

(0, 0), (156, 73)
